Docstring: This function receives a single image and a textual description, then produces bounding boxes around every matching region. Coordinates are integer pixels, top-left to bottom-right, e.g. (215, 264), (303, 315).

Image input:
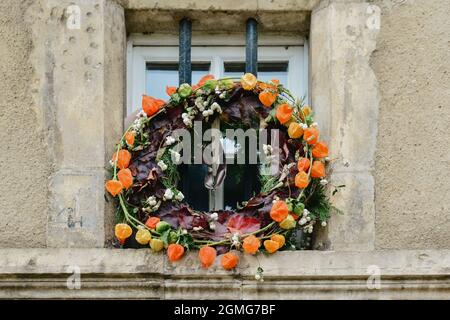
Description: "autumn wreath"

(106, 73), (336, 275)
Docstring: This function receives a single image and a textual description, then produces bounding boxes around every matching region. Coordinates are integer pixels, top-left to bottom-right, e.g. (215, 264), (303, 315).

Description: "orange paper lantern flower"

(295, 171), (309, 189)
(197, 74), (215, 87)
(264, 239), (280, 254)
(303, 127), (319, 145)
(241, 73), (257, 90)
(271, 79), (280, 85)
(276, 103), (293, 124)
(112, 149), (131, 170)
(166, 86), (177, 96)
(167, 243), (185, 262)
(271, 234), (285, 248)
(297, 157), (310, 172)
(221, 252), (239, 270)
(125, 131), (135, 147)
(270, 200), (289, 222)
(310, 161), (326, 178)
(299, 105), (312, 121)
(142, 95), (165, 117)
(105, 180), (123, 197)
(145, 216), (160, 229)
(312, 141), (328, 158)
(288, 122), (304, 139)
(117, 168), (133, 190)
(198, 246), (217, 268)
(243, 235), (260, 255)
(259, 90), (277, 107)
(115, 223), (132, 245)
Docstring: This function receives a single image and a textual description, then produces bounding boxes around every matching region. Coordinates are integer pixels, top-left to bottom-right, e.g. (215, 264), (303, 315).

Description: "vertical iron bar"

(245, 18), (259, 201)
(179, 18), (192, 84)
(245, 18), (258, 76)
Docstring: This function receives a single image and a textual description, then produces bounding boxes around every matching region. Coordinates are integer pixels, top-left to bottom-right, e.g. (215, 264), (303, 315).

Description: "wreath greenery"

(106, 73), (339, 275)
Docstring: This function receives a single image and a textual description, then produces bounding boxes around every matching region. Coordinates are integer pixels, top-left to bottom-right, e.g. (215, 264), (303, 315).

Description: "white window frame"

(127, 33), (309, 116)
(126, 33), (309, 210)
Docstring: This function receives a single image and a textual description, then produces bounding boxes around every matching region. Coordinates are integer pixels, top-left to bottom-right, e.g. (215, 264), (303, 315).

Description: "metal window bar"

(179, 18), (192, 85)
(245, 18), (258, 76)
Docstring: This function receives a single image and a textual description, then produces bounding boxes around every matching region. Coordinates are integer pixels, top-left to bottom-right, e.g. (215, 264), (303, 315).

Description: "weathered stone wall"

(0, 0), (125, 248)
(0, 0), (49, 247)
(372, 0), (450, 249)
(1, 0), (449, 252)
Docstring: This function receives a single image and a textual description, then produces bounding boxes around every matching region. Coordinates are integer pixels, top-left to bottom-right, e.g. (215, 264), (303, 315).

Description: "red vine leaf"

(226, 214), (261, 234)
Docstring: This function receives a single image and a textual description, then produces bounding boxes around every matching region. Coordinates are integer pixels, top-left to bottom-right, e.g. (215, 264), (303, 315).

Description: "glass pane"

(146, 62), (211, 99)
(178, 164), (210, 211)
(222, 135), (261, 210)
(223, 62), (288, 86)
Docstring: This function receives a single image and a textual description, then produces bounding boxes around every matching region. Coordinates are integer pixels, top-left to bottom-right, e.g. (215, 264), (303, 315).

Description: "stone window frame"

(42, 0), (379, 251)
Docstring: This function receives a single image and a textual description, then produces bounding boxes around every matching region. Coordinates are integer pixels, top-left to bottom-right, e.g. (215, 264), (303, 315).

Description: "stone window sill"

(1, 249), (449, 299)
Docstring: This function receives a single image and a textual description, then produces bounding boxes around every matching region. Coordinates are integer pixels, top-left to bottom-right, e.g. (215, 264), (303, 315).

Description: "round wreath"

(106, 73), (335, 275)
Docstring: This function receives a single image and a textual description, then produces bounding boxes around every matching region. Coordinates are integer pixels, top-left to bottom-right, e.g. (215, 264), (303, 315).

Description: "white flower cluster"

(144, 195), (161, 212)
(157, 160), (167, 171)
(208, 212), (219, 230)
(298, 208), (315, 233)
(165, 136), (176, 146)
(201, 102), (222, 120)
(169, 149), (181, 164)
(262, 144), (277, 164)
(163, 188), (184, 202)
(163, 188), (174, 200)
(182, 106), (199, 127)
(231, 232), (240, 248)
(194, 96), (207, 112)
(262, 144), (273, 156)
(131, 111), (148, 131)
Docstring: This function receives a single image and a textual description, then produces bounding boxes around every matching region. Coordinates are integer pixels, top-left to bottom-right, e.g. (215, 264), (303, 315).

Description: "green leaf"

(160, 229), (171, 245)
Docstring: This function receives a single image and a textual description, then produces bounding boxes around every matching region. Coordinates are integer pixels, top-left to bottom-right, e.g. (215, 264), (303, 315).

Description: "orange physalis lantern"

(288, 122), (304, 139)
(264, 239), (280, 254)
(198, 246), (217, 268)
(117, 168), (133, 190)
(243, 235), (260, 255)
(105, 180), (123, 197)
(310, 161), (326, 178)
(295, 171), (309, 189)
(142, 95), (165, 117)
(276, 103), (293, 124)
(259, 90), (277, 107)
(197, 74), (215, 86)
(303, 127), (319, 145)
(271, 79), (280, 85)
(299, 105), (312, 121)
(125, 131), (135, 147)
(166, 86), (177, 96)
(270, 200), (289, 222)
(312, 141), (329, 159)
(167, 243), (185, 262)
(221, 252), (239, 270)
(145, 216), (160, 229)
(271, 234), (285, 248)
(112, 149), (131, 170)
(241, 73), (257, 90)
(115, 223), (132, 245)
(297, 157), (310, 172)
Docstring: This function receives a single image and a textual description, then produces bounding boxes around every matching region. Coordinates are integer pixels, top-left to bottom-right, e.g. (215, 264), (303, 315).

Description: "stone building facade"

(0, 0), (449, 299)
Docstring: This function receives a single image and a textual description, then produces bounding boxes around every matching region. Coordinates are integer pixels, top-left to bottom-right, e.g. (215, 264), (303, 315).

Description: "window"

(127, 34), (309, 210)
